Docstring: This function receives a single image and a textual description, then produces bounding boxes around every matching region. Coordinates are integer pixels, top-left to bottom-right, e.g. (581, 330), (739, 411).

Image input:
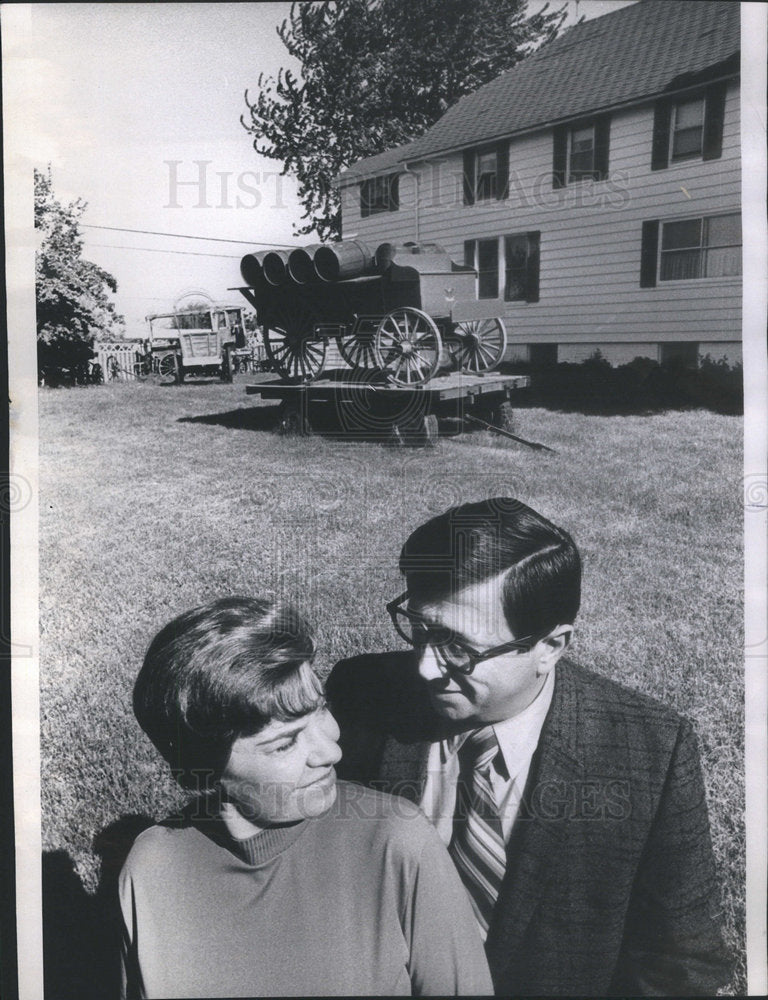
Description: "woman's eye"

(273, 736), (298, 754)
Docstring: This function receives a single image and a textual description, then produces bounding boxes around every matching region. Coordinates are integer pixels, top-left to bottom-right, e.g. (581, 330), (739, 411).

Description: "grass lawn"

(38, 378), (745, 990)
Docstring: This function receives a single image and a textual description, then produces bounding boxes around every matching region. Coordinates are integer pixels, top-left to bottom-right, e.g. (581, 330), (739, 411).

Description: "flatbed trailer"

(245, 370), (530, 446)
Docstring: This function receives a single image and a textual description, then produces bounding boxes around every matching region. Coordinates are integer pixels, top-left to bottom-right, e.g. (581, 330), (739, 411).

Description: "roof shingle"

(339, 0), (739, 182)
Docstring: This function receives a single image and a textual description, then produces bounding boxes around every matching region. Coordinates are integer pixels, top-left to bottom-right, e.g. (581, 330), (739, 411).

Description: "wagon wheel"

(263, 301), (326, 383)
(374, 308), (442, 386)
(158, 353), (179, 384)
(336, 328), (378, 370)
(446, 318), (507, 373)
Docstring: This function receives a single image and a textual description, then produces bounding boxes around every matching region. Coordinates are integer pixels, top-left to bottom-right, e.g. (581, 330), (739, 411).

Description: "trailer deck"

(245, 370), (530, 445)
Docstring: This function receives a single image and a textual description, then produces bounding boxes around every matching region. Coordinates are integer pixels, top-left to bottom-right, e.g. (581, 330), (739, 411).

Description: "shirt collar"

(444, 668), (556, 781)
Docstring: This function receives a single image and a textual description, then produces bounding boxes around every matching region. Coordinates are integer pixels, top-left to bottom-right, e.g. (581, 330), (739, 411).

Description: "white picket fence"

(96, 343), (144, 381)
(95, 339), (269, 380)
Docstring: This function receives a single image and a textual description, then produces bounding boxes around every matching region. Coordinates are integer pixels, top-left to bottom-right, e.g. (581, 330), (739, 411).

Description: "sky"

(16, 0), (636, 335)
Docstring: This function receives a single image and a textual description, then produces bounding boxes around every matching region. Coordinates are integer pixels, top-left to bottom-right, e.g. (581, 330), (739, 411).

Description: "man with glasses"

(327, 497), (730, 996)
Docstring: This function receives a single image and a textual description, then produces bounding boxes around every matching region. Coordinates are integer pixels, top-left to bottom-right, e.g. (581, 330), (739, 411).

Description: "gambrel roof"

(339, 0), (739, 183)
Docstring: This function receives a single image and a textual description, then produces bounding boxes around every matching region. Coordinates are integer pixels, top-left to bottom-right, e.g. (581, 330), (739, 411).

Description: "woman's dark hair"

(399, 498), (581, 639)
(133, 596), (321, 791)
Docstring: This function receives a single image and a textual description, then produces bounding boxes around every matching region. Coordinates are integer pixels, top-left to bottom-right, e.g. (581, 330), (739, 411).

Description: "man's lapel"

(485, 661), (584, 972)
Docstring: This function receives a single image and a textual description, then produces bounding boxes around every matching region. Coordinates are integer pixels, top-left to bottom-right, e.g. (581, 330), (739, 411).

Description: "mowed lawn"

(38, 379), (745, 988)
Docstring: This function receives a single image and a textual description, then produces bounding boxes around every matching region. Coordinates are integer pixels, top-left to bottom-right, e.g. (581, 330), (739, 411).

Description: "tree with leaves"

(242, 0), (567, 240)
(35, 167), (124, 378)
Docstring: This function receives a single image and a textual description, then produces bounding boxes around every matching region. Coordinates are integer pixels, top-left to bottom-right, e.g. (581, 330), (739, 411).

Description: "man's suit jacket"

(327, 652), (731, 996)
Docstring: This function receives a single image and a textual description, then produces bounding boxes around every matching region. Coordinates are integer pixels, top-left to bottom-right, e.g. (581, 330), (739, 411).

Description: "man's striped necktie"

(448, 726), (507, 940)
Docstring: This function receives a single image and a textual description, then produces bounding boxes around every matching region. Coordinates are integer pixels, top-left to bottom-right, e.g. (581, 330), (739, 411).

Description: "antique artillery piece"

(236, 240), (508, 386)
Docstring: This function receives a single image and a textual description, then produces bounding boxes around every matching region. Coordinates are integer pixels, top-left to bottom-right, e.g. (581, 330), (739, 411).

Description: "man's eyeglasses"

(386, 591), (546, 675)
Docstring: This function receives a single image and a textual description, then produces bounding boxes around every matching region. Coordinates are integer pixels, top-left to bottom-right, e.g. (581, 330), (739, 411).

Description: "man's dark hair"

(399, 498), (581, 638)
(133, 596), (320, 791)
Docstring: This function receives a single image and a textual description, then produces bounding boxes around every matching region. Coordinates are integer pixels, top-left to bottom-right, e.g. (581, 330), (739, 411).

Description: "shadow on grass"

(179, 405), (282, 432)
(43, 815), (154, 1000)
(178, 403), (468, 445)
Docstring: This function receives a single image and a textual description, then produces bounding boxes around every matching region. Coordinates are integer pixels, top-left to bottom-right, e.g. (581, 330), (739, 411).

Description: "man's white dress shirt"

(420, 669), (556, 846)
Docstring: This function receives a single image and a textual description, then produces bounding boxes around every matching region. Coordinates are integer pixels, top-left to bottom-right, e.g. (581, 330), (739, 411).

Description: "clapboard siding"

(340, 80), (741, 360)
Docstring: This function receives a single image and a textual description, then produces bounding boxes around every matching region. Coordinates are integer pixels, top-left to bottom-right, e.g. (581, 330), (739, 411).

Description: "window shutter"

(389, 174), (400, 211)
(464, 240), (475, 268)
(525, 232), (540, 303)
(360, 181), (370, 219)
(496, 141), (509, 200)
(702, 81), (727, 161)
(463, 149), (475, 205)
(552, 126), (567, 188)
(640, 220), (659, 288)
(594, 115), (611, 180)
(651, 101), (671, 170)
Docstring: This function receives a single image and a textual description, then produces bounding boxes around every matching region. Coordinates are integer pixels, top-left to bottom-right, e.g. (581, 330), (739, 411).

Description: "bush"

(504, 351), (743, 415)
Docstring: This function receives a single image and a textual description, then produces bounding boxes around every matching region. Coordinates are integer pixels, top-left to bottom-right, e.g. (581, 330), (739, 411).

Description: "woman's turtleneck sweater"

(119, 780), (492, 998)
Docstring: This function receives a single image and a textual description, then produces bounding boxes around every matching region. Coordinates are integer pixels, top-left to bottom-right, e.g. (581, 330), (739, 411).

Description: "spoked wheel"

(336, 329), (378, 371)
(374, 307), (442, 386)
(263, 301), (326, 383)
(446, 317), (507, 373)
(158, 353), (179, 384)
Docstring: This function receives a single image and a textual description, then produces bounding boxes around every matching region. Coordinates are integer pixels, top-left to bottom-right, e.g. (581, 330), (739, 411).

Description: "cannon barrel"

(240, 250), (269, 286)
(288, 243), (323, 284)
(262, 250), (291, 286)
(314, 239), (373, 282)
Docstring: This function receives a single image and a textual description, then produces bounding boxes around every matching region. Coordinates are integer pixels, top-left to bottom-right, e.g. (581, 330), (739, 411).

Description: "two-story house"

(336, 0), (741, 367)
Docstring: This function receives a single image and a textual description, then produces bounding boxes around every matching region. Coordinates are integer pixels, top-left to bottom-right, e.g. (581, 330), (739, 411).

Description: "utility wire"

(81, 224), (296, 248)
(87, 243), (242, 259)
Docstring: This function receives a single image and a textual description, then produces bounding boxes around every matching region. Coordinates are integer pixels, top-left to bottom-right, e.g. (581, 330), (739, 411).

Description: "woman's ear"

(535, 625), (573, 676)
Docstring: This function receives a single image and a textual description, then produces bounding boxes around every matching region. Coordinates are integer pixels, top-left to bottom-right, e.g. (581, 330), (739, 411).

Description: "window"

(462, 143), (509, 204)
(651, 81), (727, 170)
(528, 344), (558, 366)
(360, 174), (399, 217)
(553, 115), (610, 188)
(659, 342), (699, 368)
(640, 213), (741, 287)
(660, 214), (741, 281)
(504, 233), (540, 302)
(464, 232), (540, 302)
(670, 97), (705, 161)
(476, 149), (497, 200)
(569, 125), (595, 180)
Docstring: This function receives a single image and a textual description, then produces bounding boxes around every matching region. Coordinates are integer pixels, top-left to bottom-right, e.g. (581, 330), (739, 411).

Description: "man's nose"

(417, 644), (448, 683)
(307, 710), (342, 767)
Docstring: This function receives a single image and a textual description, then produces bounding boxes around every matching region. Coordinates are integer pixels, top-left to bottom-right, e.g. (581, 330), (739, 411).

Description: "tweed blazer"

(327, 653), (731, 996)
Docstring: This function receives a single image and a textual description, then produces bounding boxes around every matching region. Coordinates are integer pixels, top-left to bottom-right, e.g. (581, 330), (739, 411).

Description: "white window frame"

(568, 123), (596, 181)
(669, 96), (705, 163)
(658, 212), (742, 282)
(360, 174), (399, 216)
(475, 147), (498, 202)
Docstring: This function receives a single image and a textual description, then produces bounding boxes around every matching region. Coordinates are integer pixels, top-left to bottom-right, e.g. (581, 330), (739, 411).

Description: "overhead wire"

(81, 223), (296, 248)
(86, 243), (242, 259)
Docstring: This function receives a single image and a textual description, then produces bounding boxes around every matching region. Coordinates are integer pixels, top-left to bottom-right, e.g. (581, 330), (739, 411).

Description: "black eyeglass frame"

(386, 591), (549, 675)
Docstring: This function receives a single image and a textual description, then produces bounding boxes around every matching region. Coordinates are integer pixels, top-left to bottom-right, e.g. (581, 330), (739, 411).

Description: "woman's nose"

(307, 710), (342, 766)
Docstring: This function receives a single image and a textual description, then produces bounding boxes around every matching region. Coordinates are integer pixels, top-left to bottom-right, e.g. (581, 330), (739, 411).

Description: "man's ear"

(535, 625), (573, 676)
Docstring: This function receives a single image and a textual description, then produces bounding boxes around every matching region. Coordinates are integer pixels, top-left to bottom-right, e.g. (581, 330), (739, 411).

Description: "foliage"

(35, 167), (123, 375)
(242, 0), (568, 240)
(506, 353), (744, 415)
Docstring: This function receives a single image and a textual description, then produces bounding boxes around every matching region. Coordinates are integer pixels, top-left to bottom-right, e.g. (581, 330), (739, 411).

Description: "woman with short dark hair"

(120, 596), (492, 999)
